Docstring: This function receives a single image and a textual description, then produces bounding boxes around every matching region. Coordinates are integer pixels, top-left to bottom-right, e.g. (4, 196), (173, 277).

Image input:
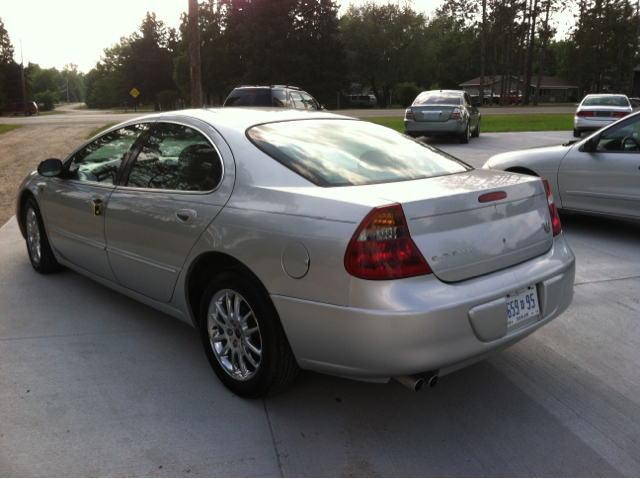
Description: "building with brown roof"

(460, 75), (578, 103)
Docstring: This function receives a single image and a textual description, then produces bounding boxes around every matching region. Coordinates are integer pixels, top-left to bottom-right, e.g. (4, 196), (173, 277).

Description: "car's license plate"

(595, 111), (612, 117)
(422, 111), (441, 120)
(506, 286), (540, 327)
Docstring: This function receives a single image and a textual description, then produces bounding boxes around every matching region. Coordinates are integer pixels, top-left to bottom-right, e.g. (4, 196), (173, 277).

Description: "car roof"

(156, 107), (352, 130)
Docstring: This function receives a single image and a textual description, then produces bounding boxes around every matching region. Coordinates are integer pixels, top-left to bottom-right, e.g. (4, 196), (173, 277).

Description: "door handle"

(175, 209), (197, 224)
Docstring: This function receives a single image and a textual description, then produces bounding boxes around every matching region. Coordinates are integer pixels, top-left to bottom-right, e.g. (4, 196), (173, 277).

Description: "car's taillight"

(542, 179), (562, 237)
(344, 204), (432, 280)
(450, 108), (462, 119)
(405, 108), (414, 120)
(576, 111), (593, 117)
(613, 111), (630, 118)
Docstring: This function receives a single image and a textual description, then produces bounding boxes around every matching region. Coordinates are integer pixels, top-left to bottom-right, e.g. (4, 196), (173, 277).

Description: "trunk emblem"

(432, 249), (473, 262)
(542, 221), (551, 234)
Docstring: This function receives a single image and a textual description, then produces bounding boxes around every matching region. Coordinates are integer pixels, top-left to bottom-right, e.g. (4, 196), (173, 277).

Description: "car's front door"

(104, 119), (235, 303)
(558, 114), (640, 219)
(42, 123), (150, 281)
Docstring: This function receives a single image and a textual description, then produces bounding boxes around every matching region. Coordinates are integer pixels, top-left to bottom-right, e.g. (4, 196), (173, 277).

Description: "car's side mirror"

(579, 136), (599, 153)
(38, 158), (63, 177)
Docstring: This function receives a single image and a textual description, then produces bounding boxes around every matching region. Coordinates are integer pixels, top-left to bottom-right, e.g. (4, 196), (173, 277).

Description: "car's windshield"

(413, 92), (462, 106)
(225, 89), (272, 107)
(247, 119), (471, 187)
(582, 96), (630, 107)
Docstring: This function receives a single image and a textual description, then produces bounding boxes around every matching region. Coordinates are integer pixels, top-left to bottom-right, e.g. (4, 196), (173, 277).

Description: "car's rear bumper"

(273, 234), (575, 382)
(574, 116), (616, 131)
(404, 118), (465, 137)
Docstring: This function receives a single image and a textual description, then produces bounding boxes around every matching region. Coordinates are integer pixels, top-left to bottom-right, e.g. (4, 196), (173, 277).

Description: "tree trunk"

(189, 0), (202, 108)
(523, 0), (538, 104)
(533, 0), (551, 105)
(479, 0), (486, 104)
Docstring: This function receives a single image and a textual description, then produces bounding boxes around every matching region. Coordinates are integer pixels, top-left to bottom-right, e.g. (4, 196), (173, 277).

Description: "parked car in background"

(223, 85), (322, 110)
(348, 93), (377, 108)
(485, 110), (640, 222)
(0, 101), (39, 116)
(404, 90), (481, 143)
(573, 94), (632, 137)
(17, 107), (574, 398)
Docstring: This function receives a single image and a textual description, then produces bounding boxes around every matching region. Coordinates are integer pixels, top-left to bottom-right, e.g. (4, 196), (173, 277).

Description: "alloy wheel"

(207, 289), (263, 381)
(26, 207), (41, 264)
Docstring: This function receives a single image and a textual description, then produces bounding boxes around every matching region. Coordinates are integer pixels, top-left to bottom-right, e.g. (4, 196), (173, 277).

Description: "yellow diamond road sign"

(130, 88), (140, 98)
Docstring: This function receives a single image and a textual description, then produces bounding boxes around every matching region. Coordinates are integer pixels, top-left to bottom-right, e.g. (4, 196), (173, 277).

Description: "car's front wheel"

(23, 197), (63, 274)
(199, 270), (299, 398)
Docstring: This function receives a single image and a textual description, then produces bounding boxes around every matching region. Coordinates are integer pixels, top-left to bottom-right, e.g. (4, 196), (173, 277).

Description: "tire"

(199, 270), (299, 398)
(459, 122), (470, 144)
(471, 119), (481, 138)
(23, 197), (63, 274)
(573, 128), (581, 138)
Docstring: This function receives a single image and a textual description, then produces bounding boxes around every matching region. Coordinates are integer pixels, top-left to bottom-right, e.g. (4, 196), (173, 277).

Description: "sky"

(1, 0), (571, 74)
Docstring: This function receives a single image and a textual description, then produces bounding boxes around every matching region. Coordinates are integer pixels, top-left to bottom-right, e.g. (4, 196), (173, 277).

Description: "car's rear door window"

(125, 123), (223, 191)
(67, 124), (148, 184)
(248, 119), (471, 187)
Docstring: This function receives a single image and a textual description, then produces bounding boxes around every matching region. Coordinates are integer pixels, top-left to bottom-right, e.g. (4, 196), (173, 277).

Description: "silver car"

(485, 110), (640, 222)
(574, 94), (632, 137)
(17, 108), (574, 398)
(404, 90), (481, 144)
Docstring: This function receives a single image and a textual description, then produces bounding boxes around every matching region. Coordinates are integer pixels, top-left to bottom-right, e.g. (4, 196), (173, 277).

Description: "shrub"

(395, 82), (422, 107)
(33, 90), (59, 111)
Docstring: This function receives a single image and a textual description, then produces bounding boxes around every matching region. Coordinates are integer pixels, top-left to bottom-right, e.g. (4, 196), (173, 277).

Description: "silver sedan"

(17, 108), (574, 398)
(404, 90), (481, 144)
(485, 111), (640, 222)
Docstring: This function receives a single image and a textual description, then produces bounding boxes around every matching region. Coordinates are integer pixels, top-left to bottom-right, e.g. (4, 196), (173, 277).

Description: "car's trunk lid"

(410, 105), (458, 122)
(356, 169), (553, 282)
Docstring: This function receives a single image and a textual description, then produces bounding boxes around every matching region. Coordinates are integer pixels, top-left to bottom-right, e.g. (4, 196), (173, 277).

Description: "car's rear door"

(42, 123), (151, 281)
(558, 114), (640, 219)
(104, 118), (235, 303)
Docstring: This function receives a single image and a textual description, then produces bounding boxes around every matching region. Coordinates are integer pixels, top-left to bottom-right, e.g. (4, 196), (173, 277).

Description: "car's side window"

(301, 92), (319, 110)
(67, 124), (148, 184)
(290, 92), (305, 109)
(273, 90), (288, 107)
(126, 123), (223, 191)
(596, 116), (640, 153)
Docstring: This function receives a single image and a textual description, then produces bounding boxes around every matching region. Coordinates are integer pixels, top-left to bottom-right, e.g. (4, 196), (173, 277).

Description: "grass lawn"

(0, 125), (22, 135)
(367, 114), (574, 133)
(86, 123), (117, 139)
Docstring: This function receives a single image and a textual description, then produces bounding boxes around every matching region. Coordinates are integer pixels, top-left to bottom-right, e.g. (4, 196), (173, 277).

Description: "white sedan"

(573, 94), (632, 138)
(485, 111), (640, 222)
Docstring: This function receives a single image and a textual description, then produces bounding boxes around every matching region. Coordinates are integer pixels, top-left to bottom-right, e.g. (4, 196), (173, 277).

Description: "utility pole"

(189, 0), (202, 108)
(20, 41), (27, 116)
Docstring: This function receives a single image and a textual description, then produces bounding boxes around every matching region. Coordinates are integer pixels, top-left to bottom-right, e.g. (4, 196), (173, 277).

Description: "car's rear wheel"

(459, 122), (470, 144)
(199, 270), (299, 398)
(471, 119), (481, 138)
(23, 197), (63, 274)
(573, 128), (581, 138)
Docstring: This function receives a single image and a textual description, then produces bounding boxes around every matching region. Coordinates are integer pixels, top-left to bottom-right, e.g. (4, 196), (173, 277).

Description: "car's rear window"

(413, 92), (462, 106)
(247, 119), (471, 187)
(582, 96), (630, 107)
(225, 89), (272, 106)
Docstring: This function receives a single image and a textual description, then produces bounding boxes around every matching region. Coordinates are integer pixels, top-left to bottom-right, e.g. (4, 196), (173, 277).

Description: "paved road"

(1, 113), (639, 476)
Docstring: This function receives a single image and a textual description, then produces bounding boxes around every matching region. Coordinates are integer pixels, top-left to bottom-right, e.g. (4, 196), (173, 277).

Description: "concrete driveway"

(1, 128), (639, 476)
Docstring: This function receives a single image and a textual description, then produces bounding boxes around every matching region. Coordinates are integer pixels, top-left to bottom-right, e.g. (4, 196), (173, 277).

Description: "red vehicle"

(0, 101), (39, 116)
(507, 90), (522, 104)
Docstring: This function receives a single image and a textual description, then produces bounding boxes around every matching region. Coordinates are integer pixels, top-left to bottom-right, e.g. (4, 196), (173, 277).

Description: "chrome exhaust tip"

(393, 375), (425, 392)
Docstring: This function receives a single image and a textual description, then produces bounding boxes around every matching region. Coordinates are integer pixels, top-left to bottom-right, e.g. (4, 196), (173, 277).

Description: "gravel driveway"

(0, 126), (94, 227)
